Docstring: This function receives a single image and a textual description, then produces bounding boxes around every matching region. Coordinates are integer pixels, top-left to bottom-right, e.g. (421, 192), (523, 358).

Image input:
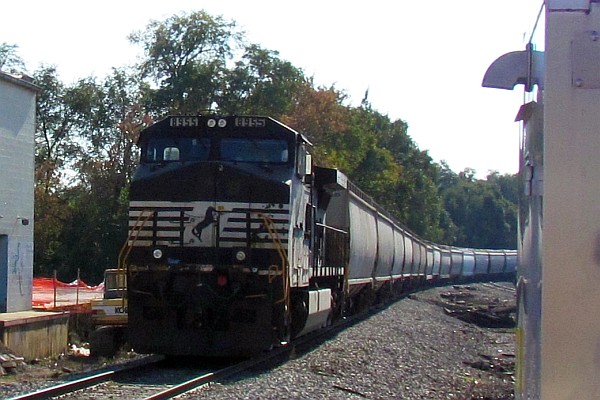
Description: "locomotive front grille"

(128, 201), (290, 250)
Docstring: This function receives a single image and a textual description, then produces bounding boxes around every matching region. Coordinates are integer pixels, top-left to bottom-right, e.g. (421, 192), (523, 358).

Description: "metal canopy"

(482, 45), (544, 92)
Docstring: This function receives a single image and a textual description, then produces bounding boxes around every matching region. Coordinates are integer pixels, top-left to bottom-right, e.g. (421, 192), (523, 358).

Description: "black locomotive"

(125, 115), (516, 356)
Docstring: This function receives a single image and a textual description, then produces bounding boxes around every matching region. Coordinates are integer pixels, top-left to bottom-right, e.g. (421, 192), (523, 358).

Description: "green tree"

(34, 66), (81, 192)
(283, 87), (447, 241)
(33, 66), (151, 282)
(281, 83), (352, 167)
(130, 11), (242, 114)
(349, 104), (447, 242)
(219, 44), (306, 116)
(64, 69), (151, 282)
(30, 8), (519, 281)
(0, 43), (25, 73)
(438, 166), (518, 249)
(33, 66), (83, 277)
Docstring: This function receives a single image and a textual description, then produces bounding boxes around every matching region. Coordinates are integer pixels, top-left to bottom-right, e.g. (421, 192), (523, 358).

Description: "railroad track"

(8, 312), (363, 400)
(481, 281), (516, 293)
(7, 354), (251, 400)
(11, 282), (510, 399)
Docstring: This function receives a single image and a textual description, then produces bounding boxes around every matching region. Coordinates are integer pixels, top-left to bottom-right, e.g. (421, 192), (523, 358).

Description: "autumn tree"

(29, 9), (518, 281)
(281, 83), (353, 168)
(281, 85), (447, 241)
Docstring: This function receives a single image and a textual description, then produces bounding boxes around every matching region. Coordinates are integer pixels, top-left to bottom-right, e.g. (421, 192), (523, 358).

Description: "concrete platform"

(0, 310), (69, 360)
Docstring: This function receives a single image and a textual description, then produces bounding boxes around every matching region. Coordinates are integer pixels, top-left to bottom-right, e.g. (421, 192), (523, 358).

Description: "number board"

(235, 117), (266, 128)
(170, 116), (200, 127)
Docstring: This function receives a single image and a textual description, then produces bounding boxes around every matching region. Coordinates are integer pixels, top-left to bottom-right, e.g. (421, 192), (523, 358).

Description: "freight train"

(125, 115), (517, 357)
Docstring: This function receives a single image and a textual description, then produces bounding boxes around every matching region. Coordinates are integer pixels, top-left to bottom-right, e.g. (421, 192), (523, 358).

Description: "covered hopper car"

(125, 115), (516, 357)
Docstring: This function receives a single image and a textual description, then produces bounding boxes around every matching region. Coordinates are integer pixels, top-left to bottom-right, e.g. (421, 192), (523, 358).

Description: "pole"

(53, 270), (57, 309)
(76, 268), (80, 306)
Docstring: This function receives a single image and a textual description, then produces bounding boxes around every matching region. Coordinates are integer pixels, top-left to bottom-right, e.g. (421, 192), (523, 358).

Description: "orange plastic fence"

(32, 277), (105, 311)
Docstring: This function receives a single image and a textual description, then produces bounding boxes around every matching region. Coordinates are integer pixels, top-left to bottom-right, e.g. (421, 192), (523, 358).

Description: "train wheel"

(290, 295), (308, 338)
(90, 326), (126, 357)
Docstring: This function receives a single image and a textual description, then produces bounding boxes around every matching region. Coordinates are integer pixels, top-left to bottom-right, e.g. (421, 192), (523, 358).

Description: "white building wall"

(542, 2), (600, 398)
(0, 72), (37, 312)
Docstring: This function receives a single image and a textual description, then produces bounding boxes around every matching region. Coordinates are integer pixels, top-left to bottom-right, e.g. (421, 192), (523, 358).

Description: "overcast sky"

(1, 1), (544, 176)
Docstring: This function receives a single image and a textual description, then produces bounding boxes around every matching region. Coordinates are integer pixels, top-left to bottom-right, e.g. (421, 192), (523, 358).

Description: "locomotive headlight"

(152, 248), (163, 259)
(235, 250), (247, 262)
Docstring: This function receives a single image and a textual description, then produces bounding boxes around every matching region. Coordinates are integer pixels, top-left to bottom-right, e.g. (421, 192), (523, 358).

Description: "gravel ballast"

(185, 283), (515, 399)
(0, 282), (515, 399)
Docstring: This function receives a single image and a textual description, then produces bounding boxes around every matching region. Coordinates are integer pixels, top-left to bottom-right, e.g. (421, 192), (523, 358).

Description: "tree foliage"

(219, 44), (306, 116)
(438, 164), (518, 249)
(0, 43), (25, 73)
(23, 10), (518, 282)
(130, 11), (241, 114)
(33, 66), (152, 282)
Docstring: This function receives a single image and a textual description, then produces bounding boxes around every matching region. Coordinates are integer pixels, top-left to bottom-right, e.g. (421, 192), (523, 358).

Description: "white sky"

(1, 1), (544, 176)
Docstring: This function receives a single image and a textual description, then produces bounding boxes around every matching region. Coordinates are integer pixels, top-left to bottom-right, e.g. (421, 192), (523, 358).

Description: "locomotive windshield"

(143, 136), (290, 164)
(220, 138), (288, 163)
(146, 137), (211, 162)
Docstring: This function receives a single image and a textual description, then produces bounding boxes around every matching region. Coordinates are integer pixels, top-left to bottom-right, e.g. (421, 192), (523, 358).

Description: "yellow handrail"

(115, 209), (153, 309)
(118, 209), (153, 271)
(118, 208), (153, 295)
(257, 213), (290, 309)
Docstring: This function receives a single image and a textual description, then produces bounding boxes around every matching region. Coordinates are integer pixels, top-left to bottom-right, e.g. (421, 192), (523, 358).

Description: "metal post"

(76, 268), (80, 306)
(53, 270), (57, 309)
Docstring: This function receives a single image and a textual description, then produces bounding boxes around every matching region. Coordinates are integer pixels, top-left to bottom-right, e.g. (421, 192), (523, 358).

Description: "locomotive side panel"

(288, 177), (312, 288)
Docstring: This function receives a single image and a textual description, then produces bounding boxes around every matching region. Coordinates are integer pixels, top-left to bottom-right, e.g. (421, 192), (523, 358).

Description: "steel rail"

(482, 281), (516, 293)
(145, 312), (366, 399)
(7, 355), (165, 400)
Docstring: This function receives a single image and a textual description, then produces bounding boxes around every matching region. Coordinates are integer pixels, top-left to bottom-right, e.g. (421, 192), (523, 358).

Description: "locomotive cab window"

(145, 137), (210, 163)
(220, 138), (289, 163)
(163, 147), (180, 161)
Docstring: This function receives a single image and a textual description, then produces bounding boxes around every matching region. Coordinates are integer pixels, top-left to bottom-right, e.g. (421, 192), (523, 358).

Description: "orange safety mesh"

(32, 277), (105, 311)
